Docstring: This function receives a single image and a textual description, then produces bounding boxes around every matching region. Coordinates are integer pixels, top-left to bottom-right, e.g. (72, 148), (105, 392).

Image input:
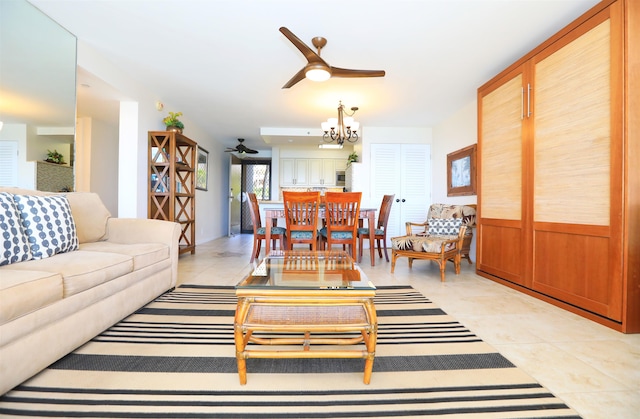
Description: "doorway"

(240, 160), (272, 234)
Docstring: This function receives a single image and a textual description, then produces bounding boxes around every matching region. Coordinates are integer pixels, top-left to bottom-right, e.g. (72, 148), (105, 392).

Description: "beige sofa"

(0, 187), (180, 394)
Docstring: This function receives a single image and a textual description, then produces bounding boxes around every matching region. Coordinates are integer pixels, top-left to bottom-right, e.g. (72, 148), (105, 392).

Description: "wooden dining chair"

(319, 192), (362, 260)
(247, 193), (286, 262)
(358, 194), (394, 263)
(282, 191), (321, 251)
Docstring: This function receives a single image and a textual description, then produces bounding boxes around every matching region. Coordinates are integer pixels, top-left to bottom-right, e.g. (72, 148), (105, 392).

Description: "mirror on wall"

(0, 0), (77, 190)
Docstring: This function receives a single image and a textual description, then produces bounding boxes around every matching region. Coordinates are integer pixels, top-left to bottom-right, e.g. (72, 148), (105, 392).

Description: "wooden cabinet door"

(530, 4), (623, 320)
(477, 69), (528, 286)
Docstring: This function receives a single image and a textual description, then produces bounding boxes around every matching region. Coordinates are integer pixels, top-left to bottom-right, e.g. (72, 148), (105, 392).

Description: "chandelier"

(321, 101), (359, 145)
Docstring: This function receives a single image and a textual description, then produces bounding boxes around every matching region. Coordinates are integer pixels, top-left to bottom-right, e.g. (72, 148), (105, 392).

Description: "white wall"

(431, 99), (478, 205)
(432, 98), (478, 261)
(76, 40), (228, 243)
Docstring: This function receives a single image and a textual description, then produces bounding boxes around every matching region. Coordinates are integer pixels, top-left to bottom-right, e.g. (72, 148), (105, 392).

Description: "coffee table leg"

(363, 299), (378, 384)
(234, 298), (251, 385)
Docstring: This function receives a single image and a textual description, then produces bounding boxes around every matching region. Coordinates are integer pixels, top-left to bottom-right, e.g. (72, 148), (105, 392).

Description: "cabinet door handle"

(401, 198), (406, 202)
(527, 83), (532, 118)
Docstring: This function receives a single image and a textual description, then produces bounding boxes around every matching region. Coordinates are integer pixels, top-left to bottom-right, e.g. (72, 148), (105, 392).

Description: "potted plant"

(347, 152), (358, 165)
(163, 111), (184, 133)
(45, 149), (65, 164)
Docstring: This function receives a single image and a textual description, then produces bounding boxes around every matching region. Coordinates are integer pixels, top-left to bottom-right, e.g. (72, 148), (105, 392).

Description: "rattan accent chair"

(405, 204), (477, 263)
(283, 191), (321, 251)
(247, 193), (286, 263)
(357, 194), (394, 263)
(391, 225), (467, 281)
(319, 192), (362, 260)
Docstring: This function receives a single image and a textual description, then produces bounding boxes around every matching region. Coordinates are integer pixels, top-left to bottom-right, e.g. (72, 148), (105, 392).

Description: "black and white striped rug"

(0, 285), (580, 418)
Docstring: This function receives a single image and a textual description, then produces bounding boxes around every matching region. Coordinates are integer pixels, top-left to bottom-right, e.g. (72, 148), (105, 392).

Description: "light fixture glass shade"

(327, 118), (338, 128)
(343, 116), (354, 127)
(321, 121), (330, 132)
(350, 121), (360, 132)
(305, 68), (331, 82)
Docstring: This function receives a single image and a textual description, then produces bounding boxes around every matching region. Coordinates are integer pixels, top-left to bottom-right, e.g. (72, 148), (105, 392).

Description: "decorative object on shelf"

(163, 111), (184, 133)
(321, 101), (359, 146)
(196, 146), (209, 191)
(279, 27), (385, 88)
(447, 144), (477, 197)
(45, 149), (65, 164)
(347, 152), (358, 164)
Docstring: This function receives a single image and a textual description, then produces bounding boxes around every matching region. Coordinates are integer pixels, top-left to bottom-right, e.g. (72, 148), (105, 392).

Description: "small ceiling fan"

(225, 138), (258, 154)
(279, 26), (386, 89)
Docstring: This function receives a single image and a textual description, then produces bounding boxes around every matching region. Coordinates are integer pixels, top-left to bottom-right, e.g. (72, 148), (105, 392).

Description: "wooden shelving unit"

(148, 131), (196, 254)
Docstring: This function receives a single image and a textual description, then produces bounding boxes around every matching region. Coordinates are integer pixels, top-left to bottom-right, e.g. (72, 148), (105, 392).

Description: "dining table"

(263, 206), (379, 266)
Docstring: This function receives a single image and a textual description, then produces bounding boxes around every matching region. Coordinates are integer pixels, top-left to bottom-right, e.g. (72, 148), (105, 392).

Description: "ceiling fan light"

(305, 65), (331, 82)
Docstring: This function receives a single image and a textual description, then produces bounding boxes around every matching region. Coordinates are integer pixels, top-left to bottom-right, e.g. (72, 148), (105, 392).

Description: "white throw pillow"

(427, 217), (462, 236)
(0, 193), (32, 266)
(12, 194), (79, 259)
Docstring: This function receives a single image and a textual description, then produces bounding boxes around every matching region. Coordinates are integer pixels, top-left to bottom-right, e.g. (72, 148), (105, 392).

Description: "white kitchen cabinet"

(281, 158), (343, 186)
(280, 158), (308, 186)
(308, 158), (336, 186)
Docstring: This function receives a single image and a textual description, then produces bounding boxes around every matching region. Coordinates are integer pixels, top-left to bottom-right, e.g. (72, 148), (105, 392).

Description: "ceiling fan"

(225, 138), (258, 154)
(279, 27), (386, 89)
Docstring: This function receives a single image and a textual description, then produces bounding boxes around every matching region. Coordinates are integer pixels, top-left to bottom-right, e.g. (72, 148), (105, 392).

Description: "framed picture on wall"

(196, 146), (209, 191)
(447, 144), (477, 196)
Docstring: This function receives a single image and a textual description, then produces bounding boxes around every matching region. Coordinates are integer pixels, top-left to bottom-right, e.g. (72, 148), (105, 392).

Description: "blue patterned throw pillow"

(0, 193), (32, 266)
(12, 194), (79, 259)
(427, 217), (462, 236)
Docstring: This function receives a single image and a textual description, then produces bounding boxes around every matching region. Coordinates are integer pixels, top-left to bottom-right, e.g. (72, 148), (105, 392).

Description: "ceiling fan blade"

(236, 144), (259, 154)
(330, 66), (386, 78)
(279, 27), (325, 64)
(282, 67), (307, 89)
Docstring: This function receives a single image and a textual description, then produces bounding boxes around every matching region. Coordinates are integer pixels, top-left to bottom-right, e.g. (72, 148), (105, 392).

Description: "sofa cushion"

(65, 192), (111, 244)
(12, 194), (79, 260)
(0, 269), (63, 324)
(0, 193), (32, 266)
(5, 250), (133, 297)
(79, 241), (169, 271)
(427, 217), (462, 235)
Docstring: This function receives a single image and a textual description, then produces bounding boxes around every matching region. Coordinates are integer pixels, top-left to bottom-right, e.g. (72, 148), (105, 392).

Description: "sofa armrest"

(105, 218), (181, 287)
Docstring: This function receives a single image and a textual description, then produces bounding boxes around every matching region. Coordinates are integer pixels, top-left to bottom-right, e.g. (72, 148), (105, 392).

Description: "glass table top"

(236, 250), (374, 290)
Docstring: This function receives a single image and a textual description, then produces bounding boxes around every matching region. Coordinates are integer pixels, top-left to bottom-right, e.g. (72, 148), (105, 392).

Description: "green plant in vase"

(347, 152), (358, 165)
(163, 111), (184, 133)
(45, 149), (65, 164)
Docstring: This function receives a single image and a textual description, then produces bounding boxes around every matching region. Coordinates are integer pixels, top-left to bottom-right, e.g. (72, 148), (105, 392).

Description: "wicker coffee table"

(234, 250), (377, 384)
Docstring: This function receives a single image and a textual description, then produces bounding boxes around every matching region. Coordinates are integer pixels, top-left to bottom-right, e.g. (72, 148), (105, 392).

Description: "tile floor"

(178, 235), (640, 419)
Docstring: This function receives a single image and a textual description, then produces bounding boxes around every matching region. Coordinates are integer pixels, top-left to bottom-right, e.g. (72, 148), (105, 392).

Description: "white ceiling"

(27, 0), (601, 152)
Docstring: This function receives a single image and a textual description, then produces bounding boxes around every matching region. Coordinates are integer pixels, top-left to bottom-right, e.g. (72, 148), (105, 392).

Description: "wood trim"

(623, 0), (640, 333)
(477, 270), (625, 332)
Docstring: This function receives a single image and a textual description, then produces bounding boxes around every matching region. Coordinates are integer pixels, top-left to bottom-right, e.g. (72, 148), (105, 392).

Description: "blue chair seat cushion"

(289, 230), (315, 239)
(257, 226), (286, 235)
(357, 227), (385, 236)
(319, 227), (354, 240)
